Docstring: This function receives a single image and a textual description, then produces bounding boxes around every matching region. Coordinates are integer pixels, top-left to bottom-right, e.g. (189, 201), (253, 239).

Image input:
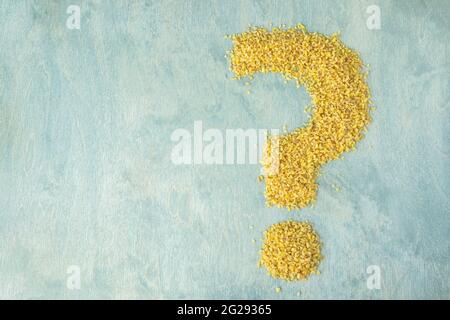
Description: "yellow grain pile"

(228, 25), (371, 210)
(260, 220), (322, 280)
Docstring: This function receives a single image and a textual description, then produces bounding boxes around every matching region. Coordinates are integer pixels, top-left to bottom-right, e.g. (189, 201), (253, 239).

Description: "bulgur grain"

(260, 220), (322, 281)
(228, 25), (371, 210)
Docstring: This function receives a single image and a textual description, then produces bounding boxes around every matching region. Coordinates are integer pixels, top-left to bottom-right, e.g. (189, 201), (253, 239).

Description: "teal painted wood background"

(0, 0), (449, 299)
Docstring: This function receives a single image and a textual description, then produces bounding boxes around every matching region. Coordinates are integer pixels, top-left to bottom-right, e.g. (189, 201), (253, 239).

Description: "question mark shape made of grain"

(228, 25), (372, 210)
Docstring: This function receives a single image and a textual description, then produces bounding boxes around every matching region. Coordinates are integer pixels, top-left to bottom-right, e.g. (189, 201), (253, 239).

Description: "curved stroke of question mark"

(229, 25), (371, 210)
